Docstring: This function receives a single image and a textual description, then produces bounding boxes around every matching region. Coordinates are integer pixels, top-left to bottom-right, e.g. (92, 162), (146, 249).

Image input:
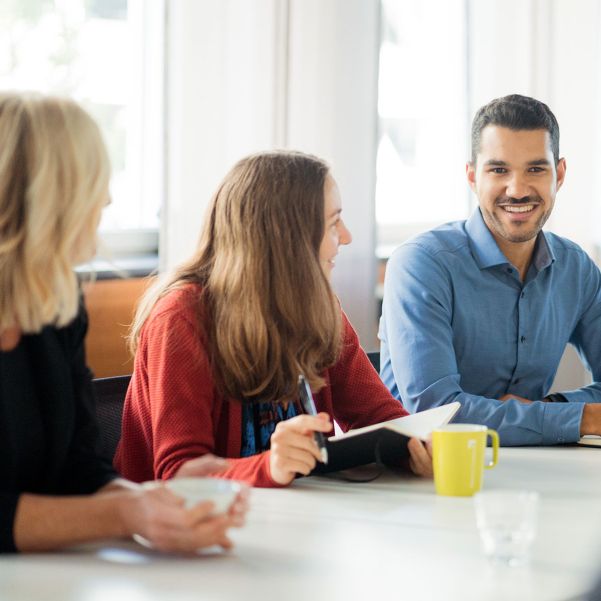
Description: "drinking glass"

(474, 490), (539, 567)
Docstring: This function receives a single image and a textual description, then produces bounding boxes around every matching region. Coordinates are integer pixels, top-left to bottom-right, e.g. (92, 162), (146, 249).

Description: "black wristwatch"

(544, 393), (568, 403)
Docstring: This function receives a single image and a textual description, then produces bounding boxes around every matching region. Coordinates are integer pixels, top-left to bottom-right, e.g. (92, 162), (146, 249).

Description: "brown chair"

(83, 277), (150, 377)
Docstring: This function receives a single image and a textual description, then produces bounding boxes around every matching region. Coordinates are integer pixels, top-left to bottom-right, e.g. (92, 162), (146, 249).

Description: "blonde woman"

(115, 151), (433, 487)
(0, 93), (246, 553)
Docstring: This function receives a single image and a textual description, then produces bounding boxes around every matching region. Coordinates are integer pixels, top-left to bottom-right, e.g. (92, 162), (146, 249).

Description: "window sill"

(76, 254), (158, 280)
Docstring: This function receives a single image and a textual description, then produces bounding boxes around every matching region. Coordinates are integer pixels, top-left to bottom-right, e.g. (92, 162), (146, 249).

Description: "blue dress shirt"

(379, 209), (601, 445)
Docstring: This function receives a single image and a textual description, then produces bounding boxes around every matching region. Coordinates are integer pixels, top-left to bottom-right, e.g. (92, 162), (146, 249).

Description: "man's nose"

(506, 174), (530, 200)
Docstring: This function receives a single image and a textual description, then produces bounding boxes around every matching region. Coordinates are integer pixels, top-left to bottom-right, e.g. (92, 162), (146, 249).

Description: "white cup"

(143, 477), (241, 515)
(474, 490), (539, 567)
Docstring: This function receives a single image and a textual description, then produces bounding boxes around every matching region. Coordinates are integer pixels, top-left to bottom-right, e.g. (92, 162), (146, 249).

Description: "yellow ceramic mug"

(432, 424), (499, 497)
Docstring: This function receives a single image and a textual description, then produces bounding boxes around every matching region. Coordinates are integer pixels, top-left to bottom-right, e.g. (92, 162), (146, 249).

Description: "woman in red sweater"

(115, 151), (432, 487)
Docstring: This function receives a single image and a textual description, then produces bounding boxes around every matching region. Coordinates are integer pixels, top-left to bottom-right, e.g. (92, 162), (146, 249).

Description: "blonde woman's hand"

(228, 484), (250, 527)
(118, 486), (239, 553)
(174, 455), (249, 526)
(407, 437), (433, 478)
(269, 413), (332, 485)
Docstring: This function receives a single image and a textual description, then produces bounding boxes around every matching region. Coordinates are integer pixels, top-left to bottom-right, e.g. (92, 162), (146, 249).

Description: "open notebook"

(311, 402), (461, 474)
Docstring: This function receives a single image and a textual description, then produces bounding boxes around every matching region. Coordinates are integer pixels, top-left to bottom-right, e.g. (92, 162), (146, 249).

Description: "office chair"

(366, 351), (380, 373)
(92, 374), (131, 461)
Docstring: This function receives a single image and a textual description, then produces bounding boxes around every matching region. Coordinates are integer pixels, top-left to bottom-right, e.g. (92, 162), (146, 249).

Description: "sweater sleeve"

(327, 311), (409, 433)
(211, 453), (283, 488)
(138, 305), (282, 487)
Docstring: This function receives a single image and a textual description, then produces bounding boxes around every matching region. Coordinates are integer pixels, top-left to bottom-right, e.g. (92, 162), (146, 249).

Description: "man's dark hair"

(471, 94), (560, 164)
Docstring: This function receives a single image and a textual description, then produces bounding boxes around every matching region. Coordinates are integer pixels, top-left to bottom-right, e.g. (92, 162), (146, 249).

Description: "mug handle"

(485, 429), (499, 469)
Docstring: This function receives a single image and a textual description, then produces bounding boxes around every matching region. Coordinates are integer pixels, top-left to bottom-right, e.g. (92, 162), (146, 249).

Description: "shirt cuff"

(560, 390), (589, 403)
(541, 401), (584, 445)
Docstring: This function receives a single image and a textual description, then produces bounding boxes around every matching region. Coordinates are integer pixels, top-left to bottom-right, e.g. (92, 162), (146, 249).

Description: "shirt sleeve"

(327, 311), (408, 432)
(561, 255), (601, 404)
(59, 304), (118, 494)
(141, 308), (281, 488)
(380, 243), (583, 446)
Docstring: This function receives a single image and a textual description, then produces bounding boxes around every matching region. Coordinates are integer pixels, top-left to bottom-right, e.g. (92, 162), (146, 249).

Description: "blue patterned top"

(241, 400), (304, 457)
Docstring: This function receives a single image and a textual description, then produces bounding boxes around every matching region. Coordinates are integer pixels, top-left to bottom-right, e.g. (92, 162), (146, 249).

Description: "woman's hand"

(269, 413), (332, 485)
(118, 486), (240, 553)
(407, 437), (433, 477)
(228, 485), (250, 527)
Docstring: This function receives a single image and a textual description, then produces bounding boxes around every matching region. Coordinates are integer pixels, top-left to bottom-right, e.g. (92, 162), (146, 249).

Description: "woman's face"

(319, 175), (352, 278)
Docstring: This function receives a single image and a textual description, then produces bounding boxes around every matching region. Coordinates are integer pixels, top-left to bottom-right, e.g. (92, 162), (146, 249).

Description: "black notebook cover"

(311, 429), (410, 474)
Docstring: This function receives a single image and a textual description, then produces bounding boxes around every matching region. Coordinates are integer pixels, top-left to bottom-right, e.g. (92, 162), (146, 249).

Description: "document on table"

(577, 435), (601, 448)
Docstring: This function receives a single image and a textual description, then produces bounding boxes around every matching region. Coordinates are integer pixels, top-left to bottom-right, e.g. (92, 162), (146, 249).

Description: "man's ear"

(466, 161), (477, 193)
(555, 157), (567, 191)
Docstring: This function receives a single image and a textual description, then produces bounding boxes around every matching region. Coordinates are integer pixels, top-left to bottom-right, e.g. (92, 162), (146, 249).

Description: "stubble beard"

(482, 196), (552, 244)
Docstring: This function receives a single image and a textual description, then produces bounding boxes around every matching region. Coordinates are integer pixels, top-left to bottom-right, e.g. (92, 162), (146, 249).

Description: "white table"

(2, 447), (601, 601)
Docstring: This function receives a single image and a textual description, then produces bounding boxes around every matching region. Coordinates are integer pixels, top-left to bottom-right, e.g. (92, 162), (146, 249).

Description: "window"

(376, 0), (470, 251)
(0, 0), (164, 237)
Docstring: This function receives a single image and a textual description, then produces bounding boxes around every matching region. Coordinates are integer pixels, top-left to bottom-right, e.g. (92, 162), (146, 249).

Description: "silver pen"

(298, 375), (329, 464)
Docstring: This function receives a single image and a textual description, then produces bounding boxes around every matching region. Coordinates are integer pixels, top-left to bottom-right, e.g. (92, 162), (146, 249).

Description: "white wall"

(163, 0), (380, 347)
(286, 0), (380, 347)
(163, 0), (284, 270)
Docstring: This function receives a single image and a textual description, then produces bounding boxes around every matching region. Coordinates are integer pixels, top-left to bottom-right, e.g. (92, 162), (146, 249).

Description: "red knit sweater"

(114, 284), (408, 487)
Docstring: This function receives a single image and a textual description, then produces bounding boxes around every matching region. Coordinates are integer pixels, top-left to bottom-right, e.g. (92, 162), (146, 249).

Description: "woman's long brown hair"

(130, 151), (342, 403)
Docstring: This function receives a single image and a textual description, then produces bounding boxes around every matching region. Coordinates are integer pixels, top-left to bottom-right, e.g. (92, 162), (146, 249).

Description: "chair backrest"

(92, 374), (131, 462)
(366, 351), (380, 373)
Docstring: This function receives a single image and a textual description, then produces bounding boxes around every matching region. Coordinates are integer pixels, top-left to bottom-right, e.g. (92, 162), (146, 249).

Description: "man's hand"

(499, 393), (533, 404)
(580, 404), (601, 436)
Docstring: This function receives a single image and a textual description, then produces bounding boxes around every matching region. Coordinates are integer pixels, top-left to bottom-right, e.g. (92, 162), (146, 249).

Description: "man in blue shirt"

(379, 94), (601, 445)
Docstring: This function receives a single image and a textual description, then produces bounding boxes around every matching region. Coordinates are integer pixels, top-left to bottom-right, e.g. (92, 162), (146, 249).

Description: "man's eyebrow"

(482, 158), (551, 167)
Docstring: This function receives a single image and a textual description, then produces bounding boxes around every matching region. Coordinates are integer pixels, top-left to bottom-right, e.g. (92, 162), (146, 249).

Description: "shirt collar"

(465, 208), (556, 271)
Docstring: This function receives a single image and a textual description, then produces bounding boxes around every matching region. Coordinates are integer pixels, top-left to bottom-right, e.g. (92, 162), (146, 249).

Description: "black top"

(0, 304), (117, 552)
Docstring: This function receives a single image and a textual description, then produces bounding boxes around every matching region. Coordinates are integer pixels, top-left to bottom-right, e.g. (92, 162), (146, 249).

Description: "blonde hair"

(0, 93), (110, 333)
(131, 151), (342, 403)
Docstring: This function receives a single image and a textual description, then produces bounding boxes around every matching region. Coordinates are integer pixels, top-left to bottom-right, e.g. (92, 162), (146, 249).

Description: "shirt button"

(520, 335), (526, 343)
(506, 268), (512, 273)
(521, 292), (525, 299)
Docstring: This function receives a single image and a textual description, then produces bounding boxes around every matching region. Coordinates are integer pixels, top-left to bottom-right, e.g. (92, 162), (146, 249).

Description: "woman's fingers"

(268, 414), (332, 485)
(228, 487), (250, 527)
(271, 427), (323, 462)
(407, 437), (433, 477)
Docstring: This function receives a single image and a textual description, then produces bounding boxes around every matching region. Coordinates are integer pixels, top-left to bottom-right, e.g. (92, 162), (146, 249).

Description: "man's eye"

(528, 167), (545, 173)
(489, 168), (507, 174)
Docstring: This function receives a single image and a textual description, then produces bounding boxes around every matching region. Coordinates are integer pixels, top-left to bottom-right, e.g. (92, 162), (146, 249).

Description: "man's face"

(466, 126), (566, 246)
